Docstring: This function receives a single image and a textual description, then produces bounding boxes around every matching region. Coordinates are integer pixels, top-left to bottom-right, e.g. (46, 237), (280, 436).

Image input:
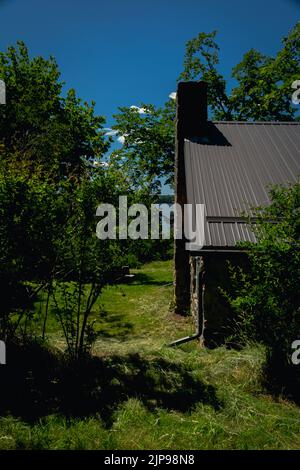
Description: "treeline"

(0, 42), (171, 356)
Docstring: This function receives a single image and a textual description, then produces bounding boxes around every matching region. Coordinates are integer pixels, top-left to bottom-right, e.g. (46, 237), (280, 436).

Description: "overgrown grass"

(1, 260), (300, 450)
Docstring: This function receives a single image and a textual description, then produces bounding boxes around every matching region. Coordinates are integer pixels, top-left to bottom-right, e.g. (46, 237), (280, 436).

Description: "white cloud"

(130, 105), (147, 114)
(104, 128), (127, 145)
(92, 159), (109, 167)
(104, 128), (119, 137)
(117, 135), (126, 145)
(169, 92), (176, 100)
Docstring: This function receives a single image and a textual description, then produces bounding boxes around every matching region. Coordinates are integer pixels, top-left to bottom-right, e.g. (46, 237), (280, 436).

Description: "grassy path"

(93, 260), (193, 355)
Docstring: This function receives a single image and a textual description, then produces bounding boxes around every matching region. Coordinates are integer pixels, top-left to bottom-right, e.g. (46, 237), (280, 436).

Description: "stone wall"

(191, 252), (250, 347)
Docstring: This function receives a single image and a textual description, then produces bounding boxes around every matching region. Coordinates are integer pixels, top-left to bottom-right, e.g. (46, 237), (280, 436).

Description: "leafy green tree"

(180, 24), (300, 121)
(111, 100), (175, 191)
(0, 41), (109, 178)
(50, 175), (126, 358)
(0, 169), (67, 339)
(180, 31), (231, 119)
(227, 181), (300, 397)
(111, 23), (300, 188)
(0, 161), (129, 345)
(0, 42), (161, 350)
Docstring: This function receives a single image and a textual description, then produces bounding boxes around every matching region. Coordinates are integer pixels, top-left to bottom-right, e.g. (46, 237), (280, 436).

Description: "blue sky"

(0, 0), (299, 127)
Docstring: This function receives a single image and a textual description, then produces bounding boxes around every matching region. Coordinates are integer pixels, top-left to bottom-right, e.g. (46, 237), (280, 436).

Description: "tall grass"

(1, 261), (300, 450)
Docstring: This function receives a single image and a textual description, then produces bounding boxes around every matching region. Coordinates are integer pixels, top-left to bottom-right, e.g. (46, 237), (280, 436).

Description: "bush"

(0, 168), (127, 353)
(227, 181), (300, 398)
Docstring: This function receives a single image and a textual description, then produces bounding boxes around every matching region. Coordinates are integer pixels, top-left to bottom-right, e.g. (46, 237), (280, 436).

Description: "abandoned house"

(173, 81), (300, 346)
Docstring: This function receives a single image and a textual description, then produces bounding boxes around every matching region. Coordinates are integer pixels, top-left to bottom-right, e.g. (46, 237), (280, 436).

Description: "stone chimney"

(174, 81), (207, 315)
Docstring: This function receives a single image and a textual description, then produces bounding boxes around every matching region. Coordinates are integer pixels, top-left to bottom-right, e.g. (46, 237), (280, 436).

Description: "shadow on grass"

(262, 348), (300, 406)
(97, 309), (134, 340)
(0, 340), (221, 426)
(130, 272), (172, 287)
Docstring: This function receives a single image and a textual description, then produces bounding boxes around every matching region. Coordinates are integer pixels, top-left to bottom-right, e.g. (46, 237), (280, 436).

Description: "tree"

(227, 181), (300, 397)
(110, 23), (300, 188)
(110, 100), (175, 191)
(0, 168), (68, 340)
(0, 41), (109, 179)
(180, 25), (300, 121)
(0, 163), (129, 351)
(179, 31), (231, 120)
(49, 175), (126, 358)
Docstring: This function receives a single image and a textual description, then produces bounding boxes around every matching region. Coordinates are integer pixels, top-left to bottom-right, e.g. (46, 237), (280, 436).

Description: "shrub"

(227, 180), (300, 398)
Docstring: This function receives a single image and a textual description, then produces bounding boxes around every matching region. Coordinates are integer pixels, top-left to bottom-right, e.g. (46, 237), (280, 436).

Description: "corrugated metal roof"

(184, 121), (300, 249)
(204, 219), (257, 248)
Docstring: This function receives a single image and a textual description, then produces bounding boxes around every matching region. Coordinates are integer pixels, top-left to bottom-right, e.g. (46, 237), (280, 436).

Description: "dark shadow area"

(0, 340), (221, 427)
(189, 122), (232, 147)
(130, 271), (172, 287)
(262, 348), (300, 406)
(201, 252), (251, 348)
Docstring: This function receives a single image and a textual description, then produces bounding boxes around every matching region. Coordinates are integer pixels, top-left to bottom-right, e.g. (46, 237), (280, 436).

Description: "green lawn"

(1, 260), (300, 450)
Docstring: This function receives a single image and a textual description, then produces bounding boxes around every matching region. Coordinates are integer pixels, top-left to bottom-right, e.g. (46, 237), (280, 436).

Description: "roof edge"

(211, 120), (300, 125)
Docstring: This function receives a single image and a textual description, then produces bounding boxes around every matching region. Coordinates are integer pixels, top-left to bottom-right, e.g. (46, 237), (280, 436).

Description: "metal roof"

(184, 121), (300, 250)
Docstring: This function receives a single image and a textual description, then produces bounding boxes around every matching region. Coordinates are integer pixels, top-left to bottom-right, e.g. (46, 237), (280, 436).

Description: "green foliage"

(0, 163), (129, 351)
(180, 31), (231, 119)
(227, 181), (300, 396)
(0, 41), (109, 177)
(0, 169), (68, 339)
(111, 100), (175, 190)
(111, 23), (300, 188)
(0, 40), (135, 350)
(181, 24), (300, 121)
(49, 176), (127, 357)
(0, 171), (68, 278)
